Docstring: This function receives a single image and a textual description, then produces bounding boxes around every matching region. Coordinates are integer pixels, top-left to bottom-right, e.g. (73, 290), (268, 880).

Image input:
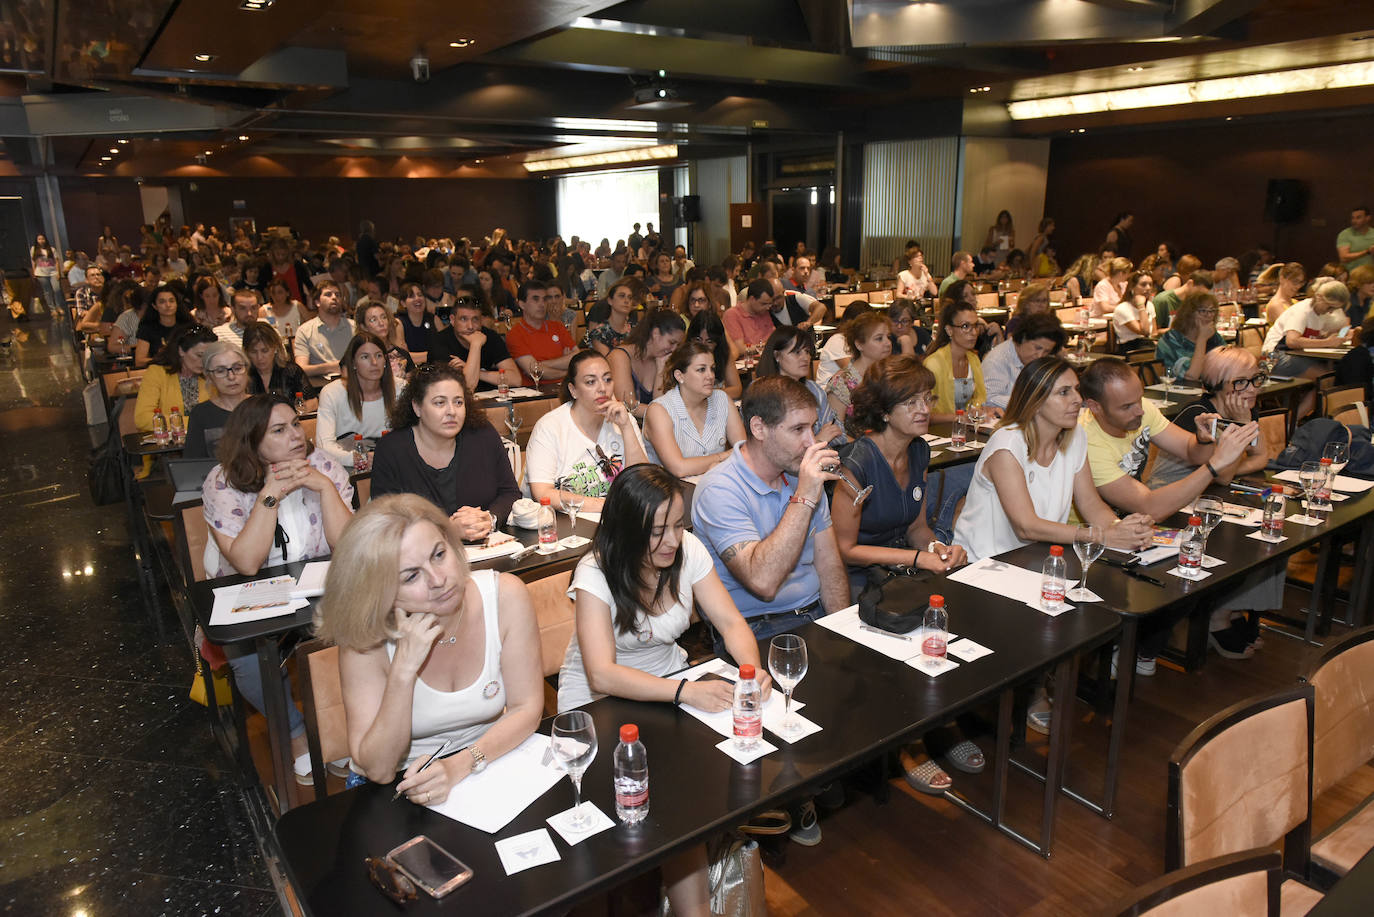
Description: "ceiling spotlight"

(117, 139), (129, 144)
(657, 69), (667, 78)
(204, 150), (212, 156)
(238, 135), (250, 141)
(239, 0), (274, 9)
(474, 159), (484, 164)
(109, 148), (119, 153)
(101, 155), (112, 160)
(1073, 128), (1087, 134)
(1125, 65), (1147, 73)
(448, 39), (474, 48)
(193, 53), (215, 63)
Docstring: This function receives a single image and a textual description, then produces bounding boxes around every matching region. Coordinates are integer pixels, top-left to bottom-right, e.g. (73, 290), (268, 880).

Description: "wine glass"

(1322, 441), (1349, 477)
(1298, 461), (1324, 517)
(768, 635), (809, 735)
(529, 360), (544, 388)
(1161, 365), (1176, 396)
(964, 401), (985, 446)
(561, 481), (588, 548)
(551, 711), (598, 830)
(822, 461), (873, 506)
(1069, 524), (1104, 601)
(504, 410), (522, 442)
(1193, 495), (1224, 539)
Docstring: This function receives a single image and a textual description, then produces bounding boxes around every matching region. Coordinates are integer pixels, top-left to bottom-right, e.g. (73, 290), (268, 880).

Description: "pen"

(859, 623), (912, 641)
(1122, 567), (1166, 587)
(392, 738), (456, 802)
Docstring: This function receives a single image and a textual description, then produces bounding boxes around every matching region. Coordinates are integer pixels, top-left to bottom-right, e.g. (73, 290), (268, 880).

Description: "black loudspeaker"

(680, 194), (701, 223)
(1265, 179), (1306, 224)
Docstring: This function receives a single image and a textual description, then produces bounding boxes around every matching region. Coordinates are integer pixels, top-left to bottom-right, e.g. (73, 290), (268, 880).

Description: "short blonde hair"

(1198, 346), (1257, 391)
(314, 494), (470, 650)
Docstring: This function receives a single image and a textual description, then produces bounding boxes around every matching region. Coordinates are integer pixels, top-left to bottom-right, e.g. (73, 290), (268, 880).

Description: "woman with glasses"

(185, 341), (252, 458)
(1156, 291), (1227, 382)
(1112, 271), (1157, 353)
(675, 280), (717, 326)
(315, 331), (398, 469)
(1260, 262), (1307, 325)
(924, 299), (993, 424)
(888, 299), (932, 355)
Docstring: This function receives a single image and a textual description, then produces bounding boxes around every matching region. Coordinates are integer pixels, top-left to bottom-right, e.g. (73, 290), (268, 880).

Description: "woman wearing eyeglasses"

(924, 298), (993, 424)
(184, 341), (253, 459)
(1156, 291), (1226, 383)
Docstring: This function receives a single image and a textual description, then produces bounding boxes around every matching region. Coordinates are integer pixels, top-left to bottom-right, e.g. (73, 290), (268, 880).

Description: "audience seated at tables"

(675, 280), (717, 326)
(683, 310), (744, 400)
(392, 280), (435, 362)
(184, 341), (251, 459)
(1263, 277), (1351, 418)
(295, 280), (356, 385)
(243, 321), (314, 399)
(1161, 253), (1202, 293)
(356, 300), (416, 379)
(1211, 256), (1242, 302)
(525, 350), (648, 512)
(1076, 357), (1257, 670)
(213, 288), (262, 344)
(1152, 267), (1213, 330)
(1156, 291), (1226, 382)
(370, 364), (520, 535)
(1058, 252), (1097, 303)
(888, 299), (932, 355)
(982, 313), (1067, 412)
(756, 326), (844, 445)
(1003, 281), (1050, 338)
(722, 279), (778, 354)
(506, 279), (576, 385)
(1112, 271), (1157, 352)
(315, 331), (398, 469)
(1345, 263), (1374, 327)
(317, 494), (542, 798)
(768, 277), (827, 331)
(191, 275), (232, 328)
(830, 355), (981, 793)
(477, 266), (515, 319)
(895, 249), (939, 299)
(203, 394), (354, 784)
(134, 323), (216, 432)
(825, 311), (893, 423)
(419, 268), (453, 323)
(426, 297), (519, 392)
(585, 277), (640, 354)
(1092, 257), (1131, 318)
(645, 251), (681, 303)
(260, 276), (307, 334)
(923, 296), (994, 423)
(556, 465), (764, 917)
(134, 286), (195, 368)
(644, 340), (746, 475)
(1260, 262), (1307, 324)
(74, 265), (113, 336)
(608, 308), (685, 420)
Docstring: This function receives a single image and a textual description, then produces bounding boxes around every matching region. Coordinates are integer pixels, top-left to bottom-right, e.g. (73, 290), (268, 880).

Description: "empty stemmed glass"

(558, 477), (589, 548)
(822, 461), (872, 506)
(965, 401), (985, 446)
(1298, 461), (1326, 519)
(1069, 524), (1104, 601)
(1322, 441), (1348, 478)
(551, 711), (598, 830)
(504, 409), (522, 442)
(529, 361), (544, 388)
(1192, 495), (1224, 539)
(768, 635), (809, 735)
(1161, 365), (1176, 397)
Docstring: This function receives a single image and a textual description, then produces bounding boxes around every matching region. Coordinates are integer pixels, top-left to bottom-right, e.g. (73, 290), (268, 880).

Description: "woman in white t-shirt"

(1111, 271), (1156, 352)
(525, 350), (648, 512)
(895, 250), (938, 299)
(314, 331), (397, 468)
(558, 465), (766, 917)
(1091, 257), (1131, 318)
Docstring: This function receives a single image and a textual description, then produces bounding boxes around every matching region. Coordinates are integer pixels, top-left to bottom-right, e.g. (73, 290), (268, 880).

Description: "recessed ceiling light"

(1126, 65), (1146, 72)
(109, 148), (119, 153)
(238, 135), (250, 141)
(101, 156), (112, 160)
(239, 0), (273, 9)
(117, 139), (129, 144)
(474, 159), (484, 164)
(448, 39), (474, 48)
(193, 53), (215, 63)
(204, 150), (212, 156)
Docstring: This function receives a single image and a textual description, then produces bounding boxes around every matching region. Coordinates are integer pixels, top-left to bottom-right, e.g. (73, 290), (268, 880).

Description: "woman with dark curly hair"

(369, 363), (520, 537)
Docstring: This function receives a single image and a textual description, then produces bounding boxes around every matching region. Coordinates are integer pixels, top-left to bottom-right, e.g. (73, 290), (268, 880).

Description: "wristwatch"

(468, 745), (487, 774)
(261, 493), (278, 508)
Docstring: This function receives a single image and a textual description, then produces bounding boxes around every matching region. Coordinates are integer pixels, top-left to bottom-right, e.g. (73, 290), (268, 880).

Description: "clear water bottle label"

(733, 712), (761, 741)
(1041, 582), (1065, 607)
(922, 632), (947, 658)
(614, 777), (649, 809)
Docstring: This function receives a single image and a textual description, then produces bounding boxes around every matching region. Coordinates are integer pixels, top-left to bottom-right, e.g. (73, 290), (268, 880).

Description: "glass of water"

(1193, 495), (1224, 538)
(768, 634), (809, 735)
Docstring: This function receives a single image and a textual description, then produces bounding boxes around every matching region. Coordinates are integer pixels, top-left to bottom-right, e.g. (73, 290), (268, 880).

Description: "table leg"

(1350, 522), (1374, 629)
(256, 636), (295, 812)
(991, 689), (1012, 830)
(1306, 536), (1336, 643)
(1062, 619), (1135, 818)
(1040, 654), (1079, 853)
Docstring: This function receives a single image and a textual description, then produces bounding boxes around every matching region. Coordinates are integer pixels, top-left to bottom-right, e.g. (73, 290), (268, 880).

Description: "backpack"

(1271, 417), (1374, 479)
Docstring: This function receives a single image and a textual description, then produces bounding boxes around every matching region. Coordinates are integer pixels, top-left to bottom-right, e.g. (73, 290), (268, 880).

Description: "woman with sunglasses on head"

(525, 350), (649, 513)
(684, 309), (744, 399)
(825, 311), (892, 424)
(755, 326), (844, 445)
(184, 341), (253, 459)
(924, 297), (995, 424)
(134, 323), (217, 434)
(555, 465), (765, 917)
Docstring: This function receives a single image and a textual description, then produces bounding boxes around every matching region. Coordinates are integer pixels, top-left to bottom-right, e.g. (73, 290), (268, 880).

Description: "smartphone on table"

(388, 835), (474, 898)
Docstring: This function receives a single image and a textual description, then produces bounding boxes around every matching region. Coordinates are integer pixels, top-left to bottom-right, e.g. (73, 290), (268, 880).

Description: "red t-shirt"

(505, 318), (573, 383)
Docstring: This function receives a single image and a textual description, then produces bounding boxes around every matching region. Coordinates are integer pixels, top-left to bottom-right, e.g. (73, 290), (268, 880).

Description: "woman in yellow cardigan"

(923, 299), (1000, 424)
(134, 324), (216, 432)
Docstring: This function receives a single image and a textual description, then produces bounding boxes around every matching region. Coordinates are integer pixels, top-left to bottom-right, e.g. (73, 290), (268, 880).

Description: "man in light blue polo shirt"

(693, 375), (850, 641)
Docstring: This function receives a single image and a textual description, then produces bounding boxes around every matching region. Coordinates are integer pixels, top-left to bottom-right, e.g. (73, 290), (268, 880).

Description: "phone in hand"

(387, 835), (474, 898)
(1338, 326), (1351, 339)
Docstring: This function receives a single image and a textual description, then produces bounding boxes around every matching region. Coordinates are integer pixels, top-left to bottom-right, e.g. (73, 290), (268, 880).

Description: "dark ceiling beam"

(589, 0), (814, 45)
(795, 0), (852, 54)
(20, 93), (240, 137)
(1167, 0), (1263, 37)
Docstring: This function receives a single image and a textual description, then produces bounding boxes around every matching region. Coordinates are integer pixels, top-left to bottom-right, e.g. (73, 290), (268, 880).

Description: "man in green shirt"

(1337, 206), (1374, 270)
(938, 251), (973, 296)
(1152, 269), (1213, 329)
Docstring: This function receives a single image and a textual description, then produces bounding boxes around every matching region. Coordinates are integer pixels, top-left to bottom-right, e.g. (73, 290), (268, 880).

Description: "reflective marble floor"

(0, 315), (279, 916)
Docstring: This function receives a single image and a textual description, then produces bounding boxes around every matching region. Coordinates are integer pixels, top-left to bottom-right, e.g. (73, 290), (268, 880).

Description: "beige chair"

(352, 474), (371, 509)
(174, 504), (210, 583)
(1332, 404), (1368, 427)
(1167, 685), (1323, 915)
(1321, 385), (1365, 419)
(1106, 848), (1281, 917)
(975, 291), (1000, 310)
(295, 639), (350, 796)
(1303, 626), (1374, 883)
(1239, 326), (1266, 359)
(525, 570), (576, 716)
(1257, 408), (1290, 462)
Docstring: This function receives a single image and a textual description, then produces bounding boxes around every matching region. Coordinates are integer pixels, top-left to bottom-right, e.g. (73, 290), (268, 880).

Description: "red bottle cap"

(955, 410), (965, 416)
(540, 496), (551, 505)
(353, 434), (362, 441)
(1320, 457), (1332, 465)
(1050, 545), (1063, 556)
(1189, 515), (1201, 526)
(619, 724), (639, 743)
(295, 391), (303, 397)
(738, 664), (755, 680)
(929, 595), (945, 608)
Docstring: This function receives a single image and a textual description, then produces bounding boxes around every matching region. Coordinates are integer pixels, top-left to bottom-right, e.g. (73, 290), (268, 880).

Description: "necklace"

(433, 599), (468, 648)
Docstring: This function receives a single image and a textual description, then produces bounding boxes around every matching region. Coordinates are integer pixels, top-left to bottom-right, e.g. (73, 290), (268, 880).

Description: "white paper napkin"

(907, 654), (960, 677)
(495, 829), (560, 875)
(1168, 566), (1212, 581)
(946, 638), (993, 662)
(1028, 599), (1076, 616)
(546, 803), (615, 846)
(766, 713), (823, 745)
(715, 737), (778, 764)
(1246, 530), (1288, 544)
(1286, 513), (1325, 526)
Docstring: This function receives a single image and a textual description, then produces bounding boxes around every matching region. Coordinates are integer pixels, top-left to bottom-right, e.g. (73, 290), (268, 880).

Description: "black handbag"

(87, 422), (125, 506)
(855, 565), (934, 634)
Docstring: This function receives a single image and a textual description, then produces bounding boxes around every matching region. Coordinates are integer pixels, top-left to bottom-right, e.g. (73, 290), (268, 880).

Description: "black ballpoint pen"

(1099, 553), (1166, 587)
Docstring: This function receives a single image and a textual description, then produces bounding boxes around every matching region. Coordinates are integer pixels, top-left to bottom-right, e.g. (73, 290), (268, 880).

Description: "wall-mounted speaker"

(1264, 179), (1306, 224)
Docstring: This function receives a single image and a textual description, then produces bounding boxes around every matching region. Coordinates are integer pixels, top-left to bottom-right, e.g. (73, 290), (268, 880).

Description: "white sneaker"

(1111, 649), (1158, 678)
(293, 752), (314, 786)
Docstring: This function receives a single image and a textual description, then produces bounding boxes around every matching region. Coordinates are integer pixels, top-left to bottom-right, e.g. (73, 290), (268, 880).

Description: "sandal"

(942, 740), (985, 775)
(904, 758), (953, 795)
(738, 809), (791, 836)
(1027, 698), (1052, 736)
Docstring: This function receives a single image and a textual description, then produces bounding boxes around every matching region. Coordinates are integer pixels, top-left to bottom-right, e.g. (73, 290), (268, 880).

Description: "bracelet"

(673, 678), (687, 706)
(1206, 461), (1221, 480)
(788, 495), (817, 511)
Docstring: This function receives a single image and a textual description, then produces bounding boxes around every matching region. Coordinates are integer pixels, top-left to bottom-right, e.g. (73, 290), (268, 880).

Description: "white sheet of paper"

(1134, 544), (1180, 566)
(1200, 554), (1224, 568)
(814, 605), (923, 662)
(1246, 530), (1288, 544)
(1219, 505), (1264, 526)
(1145, 384), (1204, 396)
(290, 561), (330, 599)
(462, 538), (522, 564)
(767, 712), (823, 744)
(907, 654), (960, 677)
(947, 557), (1044, 605)
(546, 803), (615, 846)
(1168, 566), (1212, 581)
(209, 578), (307, 626)
(495, 829), (561, 875)
(946, 638), (993, 662)
(922, 435), (952, 447)
(576, 511), (601, 524)
(715, 736), (777, 764)
(428, 734), (565, 833)
(1273, 470), (1374, 493)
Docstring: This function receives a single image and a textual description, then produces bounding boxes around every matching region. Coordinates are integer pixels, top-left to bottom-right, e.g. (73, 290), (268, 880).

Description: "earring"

(882, 414), (889, 422)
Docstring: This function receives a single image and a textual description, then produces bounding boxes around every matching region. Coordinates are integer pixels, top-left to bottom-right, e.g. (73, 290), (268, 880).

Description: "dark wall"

(58, 176), (558, 254)
(1043, 111), (1374, 273)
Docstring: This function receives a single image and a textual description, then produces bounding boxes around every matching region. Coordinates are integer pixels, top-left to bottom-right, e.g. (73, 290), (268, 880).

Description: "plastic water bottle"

(1262, 488), (1286, 540)
(168, 406), (184, 444)
(1079, 305), (1091, 327)
(536, 496), (558, 553)
(1041, 545), (1067, 611)
(284, 322), (294, 339)
(294, 391), (306, 413)
(922, 595), (948, 659)
(951, 410), (967, 448)
(152, 408), (169, 445)
(613, 724), (649, 825)
(732, 664), (762, 751)
(1179, 515), (1205, 576)
(351, 434), (369, 471)
(1315, 457), (1334, 514)
(497, 369), (510, 401)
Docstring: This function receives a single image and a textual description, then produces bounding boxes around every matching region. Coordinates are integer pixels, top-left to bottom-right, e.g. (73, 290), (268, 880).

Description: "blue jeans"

(927, 464), (975, 545)
(225, 643), (306, 738)
(345, 770), (368, 790)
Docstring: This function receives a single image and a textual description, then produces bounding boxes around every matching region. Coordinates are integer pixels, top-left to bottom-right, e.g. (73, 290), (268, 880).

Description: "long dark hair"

(560, 349), (611, 404)
(685, 309), (729, 384)
(592, 464), (687, 636)
(216, 393), (309, 493)
(341, 331), (396, 418)
(391, 363), (487, 432)
(155, 323), (217, 372)
(927, 297), (977, 353)
(755, 325), (814, 379)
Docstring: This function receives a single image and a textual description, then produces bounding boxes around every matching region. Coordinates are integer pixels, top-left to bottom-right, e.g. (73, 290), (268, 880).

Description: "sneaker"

(788, 800), (821, 847)
(815, 781), (845, 811)
(293, 752), (314, 786)
(327, 757), (352, 778)
(1111, 649), (1157, 678)
(1208, 624), (1256, 660)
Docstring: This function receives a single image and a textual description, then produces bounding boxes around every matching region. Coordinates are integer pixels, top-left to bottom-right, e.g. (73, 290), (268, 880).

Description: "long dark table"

(1307, 847), (1374, 916)
(274, 583), (1121, 915)
(195, 512), (599, 810)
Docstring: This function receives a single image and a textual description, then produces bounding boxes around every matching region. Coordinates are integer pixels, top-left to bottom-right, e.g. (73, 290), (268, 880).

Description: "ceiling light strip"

(1006, 59), (1374, 120)
(523, 143), (678, 173)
